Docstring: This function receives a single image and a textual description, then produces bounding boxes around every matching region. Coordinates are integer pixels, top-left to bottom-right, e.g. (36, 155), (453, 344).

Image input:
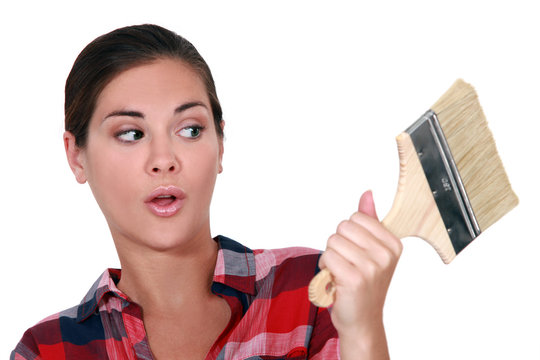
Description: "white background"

(1, 1), (539, 359)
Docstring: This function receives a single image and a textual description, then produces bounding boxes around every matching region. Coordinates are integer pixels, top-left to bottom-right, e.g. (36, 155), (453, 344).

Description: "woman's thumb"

(358, 190), (379, 219)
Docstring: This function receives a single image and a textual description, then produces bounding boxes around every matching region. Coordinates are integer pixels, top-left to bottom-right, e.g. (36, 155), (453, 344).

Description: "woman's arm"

(319, 191), (402, 360)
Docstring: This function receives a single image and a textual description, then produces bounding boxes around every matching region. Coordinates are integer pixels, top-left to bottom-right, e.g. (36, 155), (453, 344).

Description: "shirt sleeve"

(11, 328), (42, 360)
(308, 305), (341, 359)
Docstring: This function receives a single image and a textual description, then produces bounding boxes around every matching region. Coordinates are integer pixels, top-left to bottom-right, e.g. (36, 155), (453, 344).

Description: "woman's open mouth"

(145, 186), (185, 217)
(153, 195), (177, 206)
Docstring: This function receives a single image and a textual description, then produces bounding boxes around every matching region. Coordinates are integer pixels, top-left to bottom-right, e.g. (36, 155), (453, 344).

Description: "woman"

(11, 24), (401, 360)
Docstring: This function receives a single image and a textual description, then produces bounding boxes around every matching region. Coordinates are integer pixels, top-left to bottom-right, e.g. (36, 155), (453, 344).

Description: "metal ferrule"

(406, 110), (481, 254)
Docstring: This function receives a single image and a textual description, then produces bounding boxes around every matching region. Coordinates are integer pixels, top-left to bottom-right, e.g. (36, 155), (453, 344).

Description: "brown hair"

(65, 24), (223, 148)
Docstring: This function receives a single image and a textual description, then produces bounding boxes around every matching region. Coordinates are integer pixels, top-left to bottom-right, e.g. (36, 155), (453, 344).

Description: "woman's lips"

(145, 186), (185, 217)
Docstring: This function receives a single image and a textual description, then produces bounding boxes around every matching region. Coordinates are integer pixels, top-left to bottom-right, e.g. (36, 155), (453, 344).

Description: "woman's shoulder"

(215, 235), (322, 277)
(11, 270), (117, 359)
(254, 245), (322, 259)
(11, 304), (82, 359)
(253, 246), (322, 275)
(217, 236), (322, 290)
(253, 246), (322, 288)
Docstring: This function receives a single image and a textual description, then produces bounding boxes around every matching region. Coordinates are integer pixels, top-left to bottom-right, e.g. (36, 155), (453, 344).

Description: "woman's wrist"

(338, 319), (390, 360)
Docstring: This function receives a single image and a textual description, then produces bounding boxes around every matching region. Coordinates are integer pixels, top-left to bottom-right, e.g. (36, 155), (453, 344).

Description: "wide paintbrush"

(309, 79), (519, 307)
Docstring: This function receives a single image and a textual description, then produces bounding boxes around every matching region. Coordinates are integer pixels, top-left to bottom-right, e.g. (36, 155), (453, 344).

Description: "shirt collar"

(76, 235), (256, 322)
(76, 268), (126, 322)
(212, 235), (256, 295)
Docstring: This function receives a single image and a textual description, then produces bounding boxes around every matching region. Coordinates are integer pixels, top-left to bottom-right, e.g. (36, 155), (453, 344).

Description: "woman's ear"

(63, 131), (87, 184)
(218, 121), (225, 174)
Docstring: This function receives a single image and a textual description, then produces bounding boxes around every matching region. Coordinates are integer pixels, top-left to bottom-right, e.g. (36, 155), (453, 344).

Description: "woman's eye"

(116, 129), (144, 142)
(178, 125), (204, 139)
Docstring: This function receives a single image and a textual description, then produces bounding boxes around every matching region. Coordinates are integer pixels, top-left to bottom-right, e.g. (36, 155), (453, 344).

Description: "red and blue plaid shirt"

(12, 236), (339, 359)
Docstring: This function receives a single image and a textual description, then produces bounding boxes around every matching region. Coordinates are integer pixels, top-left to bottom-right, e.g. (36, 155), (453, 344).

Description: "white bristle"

(431, 79), (518, 231)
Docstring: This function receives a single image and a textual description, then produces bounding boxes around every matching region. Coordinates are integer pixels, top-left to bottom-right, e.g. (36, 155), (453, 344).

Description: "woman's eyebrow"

(175, 101), (208, 114)
(103, 102), (208, 123)
(104, 110), (144, 121)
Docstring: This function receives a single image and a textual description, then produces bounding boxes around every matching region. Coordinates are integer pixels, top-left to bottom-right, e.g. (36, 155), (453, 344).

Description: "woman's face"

(66, 58), (224, 252)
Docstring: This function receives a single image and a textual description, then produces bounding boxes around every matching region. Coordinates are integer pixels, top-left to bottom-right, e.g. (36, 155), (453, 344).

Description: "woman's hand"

(318, 190), (402, 359)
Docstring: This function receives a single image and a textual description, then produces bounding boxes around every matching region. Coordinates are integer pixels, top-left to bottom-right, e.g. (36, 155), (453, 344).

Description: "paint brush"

(309, 79), (519, 307)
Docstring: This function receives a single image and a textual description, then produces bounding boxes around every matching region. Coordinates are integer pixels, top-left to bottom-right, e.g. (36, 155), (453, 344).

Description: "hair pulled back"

(65, 24), (223, 148)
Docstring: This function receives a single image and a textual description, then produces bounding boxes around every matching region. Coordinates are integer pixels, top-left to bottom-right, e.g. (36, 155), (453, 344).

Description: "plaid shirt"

(12, 236), (339, 359)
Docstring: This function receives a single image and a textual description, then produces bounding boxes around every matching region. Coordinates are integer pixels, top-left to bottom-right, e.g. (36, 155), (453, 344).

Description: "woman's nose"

(151, 162), (177, 174)
(146, 138), (180, 175)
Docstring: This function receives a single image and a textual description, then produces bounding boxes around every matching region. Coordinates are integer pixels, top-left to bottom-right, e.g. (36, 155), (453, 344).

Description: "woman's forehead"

(94, 59), (210, 115)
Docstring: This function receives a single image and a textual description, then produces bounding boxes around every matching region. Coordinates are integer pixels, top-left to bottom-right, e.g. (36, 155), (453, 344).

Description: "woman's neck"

(115, 232), (219, 311)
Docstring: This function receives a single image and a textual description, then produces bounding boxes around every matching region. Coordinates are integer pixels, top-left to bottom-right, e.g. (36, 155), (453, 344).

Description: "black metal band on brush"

(406, 110), (481, 254)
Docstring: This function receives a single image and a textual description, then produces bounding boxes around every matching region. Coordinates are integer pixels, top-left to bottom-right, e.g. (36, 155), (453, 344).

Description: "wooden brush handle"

(308, 132), (455, 307)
